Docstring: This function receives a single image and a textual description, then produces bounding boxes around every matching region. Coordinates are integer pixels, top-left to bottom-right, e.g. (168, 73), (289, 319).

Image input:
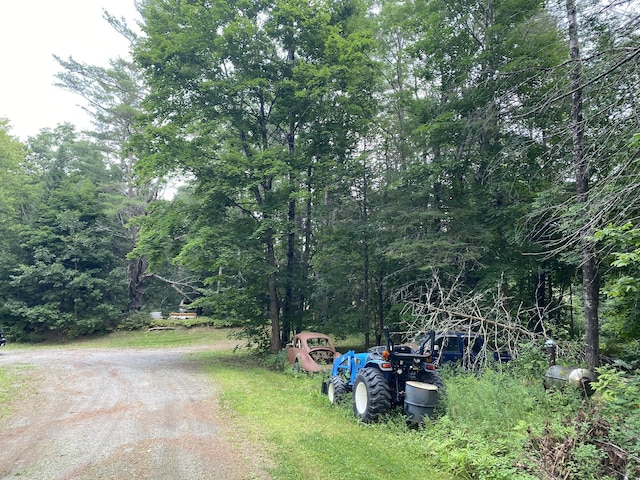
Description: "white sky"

(0, 0), (140, 141)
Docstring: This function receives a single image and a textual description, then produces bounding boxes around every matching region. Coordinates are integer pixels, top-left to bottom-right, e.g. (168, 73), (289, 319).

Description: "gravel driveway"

(0, 346), (271, 479)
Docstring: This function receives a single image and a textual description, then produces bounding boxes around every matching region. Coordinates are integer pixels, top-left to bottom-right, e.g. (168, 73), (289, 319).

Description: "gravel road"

(0, 346), (271, 479)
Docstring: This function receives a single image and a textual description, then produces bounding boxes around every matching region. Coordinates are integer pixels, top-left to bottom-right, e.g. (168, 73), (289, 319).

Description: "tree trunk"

(566, 0), (599, 370)
(376, 274), (384, 346)
(300, 166), (313, 333)
(266, 225), (281, 353)
(282, 131), (296, 345)
(127, 256), (147, 311)
(362, 166), (371, 350)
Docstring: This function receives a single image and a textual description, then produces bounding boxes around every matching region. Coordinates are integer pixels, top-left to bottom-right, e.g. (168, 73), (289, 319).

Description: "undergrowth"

(206, 345), (639, 480)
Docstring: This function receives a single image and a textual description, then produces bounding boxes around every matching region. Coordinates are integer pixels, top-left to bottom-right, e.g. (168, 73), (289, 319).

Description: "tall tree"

(133, 0), (378, 352)
(373, 0), (566, 317)
(527, 0), (640, 367)
(0, 121), (30, 316)
(54, 12), (162, 312)
(565, 0), (599, 369)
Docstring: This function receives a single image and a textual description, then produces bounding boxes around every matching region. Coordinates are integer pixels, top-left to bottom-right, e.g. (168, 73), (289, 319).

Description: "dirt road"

(0, 346), (271, 479)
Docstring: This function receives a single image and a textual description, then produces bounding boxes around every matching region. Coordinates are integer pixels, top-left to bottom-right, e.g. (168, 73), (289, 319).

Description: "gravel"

(0, 346), (271, 479)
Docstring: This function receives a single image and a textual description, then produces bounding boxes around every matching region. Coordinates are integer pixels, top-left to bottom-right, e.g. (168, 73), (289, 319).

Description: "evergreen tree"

(4, 126), (127, 340)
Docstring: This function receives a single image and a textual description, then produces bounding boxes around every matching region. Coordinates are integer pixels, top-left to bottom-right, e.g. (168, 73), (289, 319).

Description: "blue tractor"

(322, 327), (444, 423)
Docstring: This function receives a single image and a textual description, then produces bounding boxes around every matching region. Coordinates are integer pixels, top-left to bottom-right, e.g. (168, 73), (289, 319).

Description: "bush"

(117, 312), (153, 330)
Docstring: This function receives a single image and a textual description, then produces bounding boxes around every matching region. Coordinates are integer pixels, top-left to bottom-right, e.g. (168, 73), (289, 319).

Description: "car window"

(440, 337), (460, 353)
(307, 337), (329, 348)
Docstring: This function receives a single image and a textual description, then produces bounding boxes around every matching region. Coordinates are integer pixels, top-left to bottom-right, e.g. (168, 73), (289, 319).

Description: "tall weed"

(429, 368), (553, 479)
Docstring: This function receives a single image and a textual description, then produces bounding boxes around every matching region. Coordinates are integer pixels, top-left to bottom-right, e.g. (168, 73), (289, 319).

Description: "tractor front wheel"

(328, 375), (348, 405)
(352, 367), (391, 422)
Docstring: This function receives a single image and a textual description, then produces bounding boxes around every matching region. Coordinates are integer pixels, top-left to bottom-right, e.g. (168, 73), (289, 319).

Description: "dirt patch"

(0, 347), (272, 479)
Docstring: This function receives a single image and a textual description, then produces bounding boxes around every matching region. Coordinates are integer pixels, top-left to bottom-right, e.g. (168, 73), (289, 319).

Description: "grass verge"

(0, 365), (34, 421)
(200, 349), (457, 479)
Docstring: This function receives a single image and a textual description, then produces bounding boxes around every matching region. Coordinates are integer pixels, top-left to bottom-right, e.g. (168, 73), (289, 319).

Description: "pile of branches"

(395, 273), (546, 368)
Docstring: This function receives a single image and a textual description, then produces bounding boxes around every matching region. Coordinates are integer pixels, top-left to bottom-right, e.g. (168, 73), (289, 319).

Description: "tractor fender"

(364, 356), (393, 372)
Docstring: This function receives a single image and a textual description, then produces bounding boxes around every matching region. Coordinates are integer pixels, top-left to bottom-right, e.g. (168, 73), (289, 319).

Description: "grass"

(201, 352), (453, 480)
(0, 364), (33, 421)
(204, 350), (456, 479)
(0, 327), (607, 479)
(74, 325), (239, 348)
(201, 349), (566, 480)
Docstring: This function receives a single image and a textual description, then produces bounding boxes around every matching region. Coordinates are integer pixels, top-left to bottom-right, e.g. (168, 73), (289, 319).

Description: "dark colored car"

(286, 332), (339, 373)
(420, 331), (511, 366)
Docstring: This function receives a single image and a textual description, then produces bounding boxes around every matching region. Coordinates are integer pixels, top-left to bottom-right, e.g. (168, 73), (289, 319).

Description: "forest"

(1, 0), (639, 366)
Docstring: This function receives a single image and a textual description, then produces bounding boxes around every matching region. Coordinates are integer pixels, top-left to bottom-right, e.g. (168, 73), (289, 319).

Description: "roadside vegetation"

(208, 344), (639, 480)
(2, 327), (636, 479)
(0, 366), (33, 422)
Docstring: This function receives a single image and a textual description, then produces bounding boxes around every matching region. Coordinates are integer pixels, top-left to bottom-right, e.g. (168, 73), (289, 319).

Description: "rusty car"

(286, 332), (339, 373)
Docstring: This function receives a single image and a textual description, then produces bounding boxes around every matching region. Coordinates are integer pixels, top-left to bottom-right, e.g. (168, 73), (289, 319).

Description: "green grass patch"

(0, 365), (34, 421)
(77, 326), (239, 348)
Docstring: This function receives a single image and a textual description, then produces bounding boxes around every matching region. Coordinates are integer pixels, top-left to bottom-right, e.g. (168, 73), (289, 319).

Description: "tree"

(527, 0), (640, 368)
(0, 121), (30, 317)
(565, 0), (600, 369)
(4, 125), (127, 339)
(54, 11), (163, 312)
(133, 0), (378, 352)
(369, 0), (567, 323)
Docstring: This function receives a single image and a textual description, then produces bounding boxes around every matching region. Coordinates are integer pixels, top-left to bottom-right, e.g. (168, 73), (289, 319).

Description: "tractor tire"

(328, 375), (348, 405)
(420, 370), (445, 393)
(352, 367), (391, 422)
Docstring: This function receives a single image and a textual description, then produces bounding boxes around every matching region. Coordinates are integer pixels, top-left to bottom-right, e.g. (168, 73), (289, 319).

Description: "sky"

(0, 0), (140, 141)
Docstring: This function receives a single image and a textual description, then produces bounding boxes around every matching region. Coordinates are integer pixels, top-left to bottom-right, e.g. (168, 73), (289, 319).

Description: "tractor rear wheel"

(328, 375), (348, 405)
(352, 367), (391, 422)
(420, 370), (445, 393)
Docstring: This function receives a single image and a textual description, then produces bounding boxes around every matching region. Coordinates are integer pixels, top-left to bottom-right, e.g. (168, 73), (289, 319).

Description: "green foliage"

(1, 0), (638, 386)
(591, 367), (640, 475)
(594, 222), (640, 354)
(594, 223), (640, 296)
(0, 126), (129, 340)
(116, 311), (153, 331)
(133, 0), (381, 348)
